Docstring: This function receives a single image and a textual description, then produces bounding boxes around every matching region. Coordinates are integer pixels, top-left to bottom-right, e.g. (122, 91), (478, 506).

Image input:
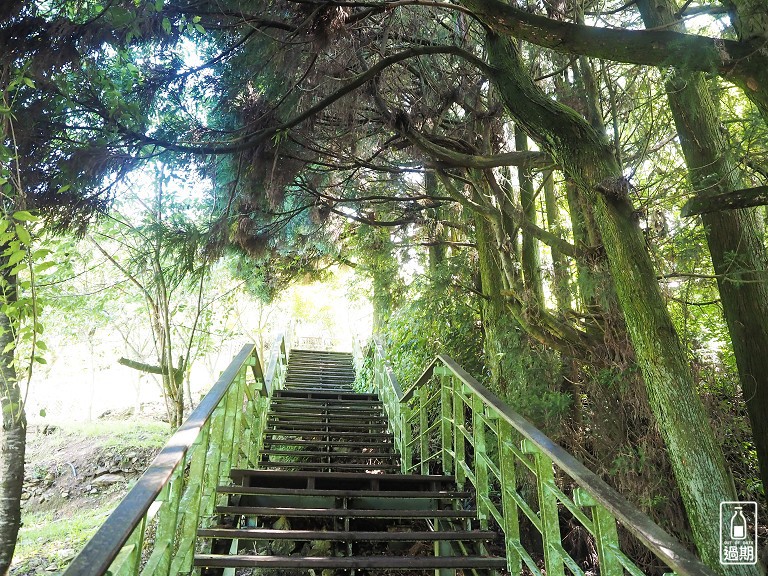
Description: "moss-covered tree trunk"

(485, 33), (749, 573)
(638, 0), (768, 501)
(516, 127), (544, 304)
(0, 267), (23, 574)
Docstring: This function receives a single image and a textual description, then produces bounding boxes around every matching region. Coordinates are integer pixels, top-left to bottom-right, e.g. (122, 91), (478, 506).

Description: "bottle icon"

(730, 506), (747, 540)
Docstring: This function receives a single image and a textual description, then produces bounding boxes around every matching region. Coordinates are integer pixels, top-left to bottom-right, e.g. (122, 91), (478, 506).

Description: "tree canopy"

(2, 0), (768, 573)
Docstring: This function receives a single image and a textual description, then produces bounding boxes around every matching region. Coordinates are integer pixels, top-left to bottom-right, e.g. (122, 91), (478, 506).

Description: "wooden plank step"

(231, 469), (455, 484)
(198, 528), (496, 541)
(215, 506), (477, 518)
(267, 421), (389, 430)
(263, 438), (392, 447)
(258, 462), (401, 471)
(270, 396), (380, 403)
(194, 555), (507, 569)
(268, 409), (384, 417)
(264, 430), (393, 438)
(276, 390), (379, 400)
(216, 486), (471, 498)
(260, 450), (397, 458)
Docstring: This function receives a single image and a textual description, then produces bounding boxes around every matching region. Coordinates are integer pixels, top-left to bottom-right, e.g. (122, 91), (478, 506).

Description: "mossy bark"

(639, 0), (768, 499)
(485, 32), (742, 572)
(516, 127), (544, 305)
(0, 268), (23, 574)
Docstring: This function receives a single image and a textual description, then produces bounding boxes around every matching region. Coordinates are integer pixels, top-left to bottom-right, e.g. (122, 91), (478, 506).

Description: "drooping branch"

(680, 185), (768, 216)
(118, 357), (184, 385)
(455, 0), (768, 117)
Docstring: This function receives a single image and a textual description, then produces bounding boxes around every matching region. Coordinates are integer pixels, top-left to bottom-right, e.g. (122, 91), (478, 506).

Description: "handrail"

(370, 343), (719, 576)
(64, 332), (291, 576)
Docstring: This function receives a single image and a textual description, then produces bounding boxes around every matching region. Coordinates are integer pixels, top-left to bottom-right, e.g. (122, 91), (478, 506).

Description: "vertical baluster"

(109, 516), (146, 576)
(439, 371), (453, 475)
(170, 424), (211, 573)
(573, 488), (623, 576)
(472, 395), (490, 530)
(419, 387), (429, 475)
(150, 461), (185, 576)
(402, 403), (412, 473)
(522, 439), (565, 576)
(452, 377), (466, 490)
(497, 419), (522, 574)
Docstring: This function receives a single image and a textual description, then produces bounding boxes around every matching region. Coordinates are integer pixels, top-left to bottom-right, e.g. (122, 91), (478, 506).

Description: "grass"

(11, 419), (172, 575)
(12, 496), (122, 573)
(66, 420), (170, 449)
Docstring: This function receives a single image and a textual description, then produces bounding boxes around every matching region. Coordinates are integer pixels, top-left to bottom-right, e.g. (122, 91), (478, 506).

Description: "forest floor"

(10, 408), (171, 575)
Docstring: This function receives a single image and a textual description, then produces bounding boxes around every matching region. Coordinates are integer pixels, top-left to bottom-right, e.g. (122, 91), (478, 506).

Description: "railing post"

(109, 517), (146, 576)
(452, 376), (466, 490)
(402, 403), (413, 473)
(522, 439), (565, 576)
(573, 488), (623, 576)
(170, 424), (211, 574)
(472, 395), (490, 530)
(439, 371), (453, 476)
(497, 419), (522, 575)
(419, 387), (429, 475)
(142, 463), (185, 575)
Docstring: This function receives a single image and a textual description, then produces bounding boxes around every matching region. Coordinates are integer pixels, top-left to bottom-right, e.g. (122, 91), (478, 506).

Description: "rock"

(92, 473), (124, 485)
(45, 563), (58, 571)
(20, 492), (31, 501)
(39, 495), (47, 504)
(61, 491), (70, 499)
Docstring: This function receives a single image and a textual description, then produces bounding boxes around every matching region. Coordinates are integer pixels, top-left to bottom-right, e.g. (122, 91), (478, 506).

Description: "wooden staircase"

(194, 348), (507, 574)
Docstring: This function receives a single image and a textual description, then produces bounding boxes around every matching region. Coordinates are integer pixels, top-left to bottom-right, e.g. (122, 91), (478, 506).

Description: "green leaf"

(23, 77), (35, 88)
(15, 224), (31, 245)
(162, 16), (172, 34)
(6, 249), (25, 267)
(34, 356), (47, 364)
(39, 408), (46, 418)
(194, 23), (205, 33)
(155, 0), (163, 9)
(13, 210), (38, 222)
(33, 261), (56, 274)
(31, 248), (52, 259)
(2, 341), (14, 353)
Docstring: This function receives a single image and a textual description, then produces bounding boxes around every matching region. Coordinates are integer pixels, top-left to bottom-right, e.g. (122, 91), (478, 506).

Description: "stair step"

(198, 528), (496, 541)
(260, 450), (396, 458)
(216, 505), (477, 518)
(258, 462), (401, 471)
(276, 390), (379, 401)
(270, 396), (380, 404)
(265, 430), (393, 438)
(267, 411), (385, 419)
(195, 554), (507, 569)
(263, 440), (393, 449)
(231, 469), (456, 487)
(217, 486), (471, 499)
(267, 421), (389, 430)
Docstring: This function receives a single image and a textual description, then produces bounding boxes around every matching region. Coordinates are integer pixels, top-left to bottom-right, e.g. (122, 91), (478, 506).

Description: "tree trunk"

(485, 32), (745, 572)
(639, 0), (768, 501)
(543, 171), (570, 310)
(516, 127), (544, 305)
(0, 268), (24, 574)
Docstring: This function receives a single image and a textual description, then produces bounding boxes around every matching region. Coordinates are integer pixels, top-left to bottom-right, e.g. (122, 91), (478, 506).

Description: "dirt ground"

(11, 410), (169, 575)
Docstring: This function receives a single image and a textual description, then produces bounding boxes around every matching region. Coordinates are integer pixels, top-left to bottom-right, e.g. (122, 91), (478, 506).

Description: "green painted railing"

(64, 332), (290, 576)
(367, 339), (718, 576)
